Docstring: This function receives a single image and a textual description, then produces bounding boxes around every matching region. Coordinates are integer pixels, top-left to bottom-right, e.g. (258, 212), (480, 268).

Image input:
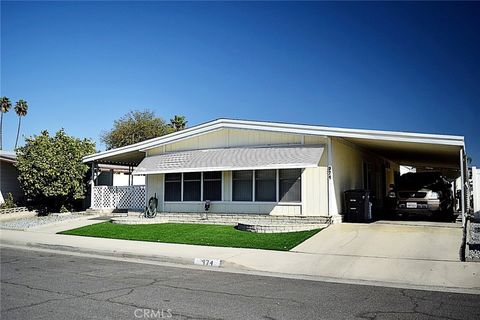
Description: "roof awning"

(133, 145), (324, 175)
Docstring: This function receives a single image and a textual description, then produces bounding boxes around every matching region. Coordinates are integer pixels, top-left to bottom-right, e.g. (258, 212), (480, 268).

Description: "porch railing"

(92, 185), (146, 210)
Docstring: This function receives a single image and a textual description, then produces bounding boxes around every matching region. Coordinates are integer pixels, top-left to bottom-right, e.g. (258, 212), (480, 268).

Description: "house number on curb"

(194, 258), (221, 267)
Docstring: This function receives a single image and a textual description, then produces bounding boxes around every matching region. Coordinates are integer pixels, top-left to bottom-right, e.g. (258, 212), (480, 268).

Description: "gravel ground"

(466, 221), (480, 261)
(467, 249), (480, 260)
(0, 213), (89, 230)
(470, 223), (480, 243)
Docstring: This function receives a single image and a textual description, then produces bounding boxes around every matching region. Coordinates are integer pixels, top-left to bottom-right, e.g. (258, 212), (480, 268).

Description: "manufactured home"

(83, 119), (468, 222)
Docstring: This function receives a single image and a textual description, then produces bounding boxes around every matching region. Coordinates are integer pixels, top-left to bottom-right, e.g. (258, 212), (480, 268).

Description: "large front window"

(164, 170), (301, 203)
(164, 172), (222, 202)
(231, 169), (302, 203)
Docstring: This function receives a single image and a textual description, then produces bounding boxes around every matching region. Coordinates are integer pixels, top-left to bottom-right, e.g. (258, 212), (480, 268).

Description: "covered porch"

(86, 149), (147, 212)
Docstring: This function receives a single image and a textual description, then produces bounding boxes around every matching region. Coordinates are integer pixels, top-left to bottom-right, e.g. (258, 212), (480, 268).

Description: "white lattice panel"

(92, 186), (146, 210)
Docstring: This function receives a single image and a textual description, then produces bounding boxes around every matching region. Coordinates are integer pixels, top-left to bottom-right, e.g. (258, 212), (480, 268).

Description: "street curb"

(2, 242), (479, 295)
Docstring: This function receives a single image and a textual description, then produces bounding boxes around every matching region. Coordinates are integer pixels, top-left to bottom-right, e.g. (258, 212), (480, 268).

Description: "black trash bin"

(344, 190), (372, 222)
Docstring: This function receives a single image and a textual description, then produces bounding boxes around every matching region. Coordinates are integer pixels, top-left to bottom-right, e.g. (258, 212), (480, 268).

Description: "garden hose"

(145, 194), (158, 218)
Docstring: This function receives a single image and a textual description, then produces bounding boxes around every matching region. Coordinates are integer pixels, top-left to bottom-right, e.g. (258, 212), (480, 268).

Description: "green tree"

(101, 110), (170, 150)
(15, 129), (95, 213)
(14, 99), (28, 149)
(168, 115), (188, 132)
(0, 96), (12, 150)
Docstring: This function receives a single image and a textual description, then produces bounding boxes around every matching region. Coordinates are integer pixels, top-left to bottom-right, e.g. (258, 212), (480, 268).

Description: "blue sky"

(1, 1), (479, 164)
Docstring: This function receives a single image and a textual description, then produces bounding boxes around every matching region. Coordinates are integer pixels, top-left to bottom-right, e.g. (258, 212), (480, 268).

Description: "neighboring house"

(83, 118), (468, 221)
(0, 150), (24, 204)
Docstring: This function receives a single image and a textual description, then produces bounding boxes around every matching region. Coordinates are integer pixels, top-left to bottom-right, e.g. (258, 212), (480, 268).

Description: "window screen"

(255, 170), (276, 202)
(203, 171), (222, 201)
(164, 173), (181, 201)
(279, 169), (301, 202)
(232, 171), (253, 201)
(183, 172), (201, 201)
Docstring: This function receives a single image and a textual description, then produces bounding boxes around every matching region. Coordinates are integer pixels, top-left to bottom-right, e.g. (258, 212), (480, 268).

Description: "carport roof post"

(82, 118), (465, 166)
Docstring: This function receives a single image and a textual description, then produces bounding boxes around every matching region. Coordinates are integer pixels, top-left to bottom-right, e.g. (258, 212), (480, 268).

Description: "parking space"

(340, 136), (467, 224)
(292, 220), (462, 262)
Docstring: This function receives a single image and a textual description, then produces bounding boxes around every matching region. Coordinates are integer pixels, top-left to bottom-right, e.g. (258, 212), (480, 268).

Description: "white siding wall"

(142, 128), (329, 216)
(147, 128), (312, 156)
(303, 167), (328, 216)
(146, 174), (163, 210)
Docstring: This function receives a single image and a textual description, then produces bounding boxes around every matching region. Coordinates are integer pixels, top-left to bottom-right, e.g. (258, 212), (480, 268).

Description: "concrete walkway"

(1, 218), (479, 294)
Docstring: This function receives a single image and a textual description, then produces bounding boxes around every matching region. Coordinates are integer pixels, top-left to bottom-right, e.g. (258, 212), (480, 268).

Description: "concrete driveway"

(293, 220), (463, 262)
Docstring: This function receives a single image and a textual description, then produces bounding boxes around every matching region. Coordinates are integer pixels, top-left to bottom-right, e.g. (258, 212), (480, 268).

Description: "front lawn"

(59, 222), (322, 251)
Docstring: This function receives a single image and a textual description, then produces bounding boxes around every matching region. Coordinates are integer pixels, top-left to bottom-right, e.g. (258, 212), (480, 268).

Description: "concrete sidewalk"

(1, 220), (480, 294)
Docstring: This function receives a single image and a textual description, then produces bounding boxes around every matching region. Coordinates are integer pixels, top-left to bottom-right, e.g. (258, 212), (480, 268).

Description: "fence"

(92, 185), (146, 210)
(0, 207), (30, 215)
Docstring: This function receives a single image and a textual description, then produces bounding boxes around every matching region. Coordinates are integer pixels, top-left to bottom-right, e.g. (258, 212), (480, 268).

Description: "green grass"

(59, 222), (322, 251)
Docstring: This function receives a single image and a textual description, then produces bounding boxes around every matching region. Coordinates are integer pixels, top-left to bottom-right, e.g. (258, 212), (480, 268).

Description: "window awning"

(133, 145), (324, 175)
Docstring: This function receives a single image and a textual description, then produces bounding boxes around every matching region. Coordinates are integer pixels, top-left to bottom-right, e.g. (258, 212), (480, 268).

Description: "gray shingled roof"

(133, 145), (324, 175)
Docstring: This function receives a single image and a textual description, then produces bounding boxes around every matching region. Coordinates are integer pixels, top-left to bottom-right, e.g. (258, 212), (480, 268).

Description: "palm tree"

(169, 115), (187, 131)
(14, 99), (28, 149)
(0, 96), (12, 150)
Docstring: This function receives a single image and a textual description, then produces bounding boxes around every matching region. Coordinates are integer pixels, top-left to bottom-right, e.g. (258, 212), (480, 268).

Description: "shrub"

(0, 192), (16, 209)
(15, 129), (95, 213)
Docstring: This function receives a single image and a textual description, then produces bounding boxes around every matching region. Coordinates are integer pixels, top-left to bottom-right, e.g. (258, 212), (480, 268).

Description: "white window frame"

(164, 172), (223, 203)
(231, 169), (302, 204)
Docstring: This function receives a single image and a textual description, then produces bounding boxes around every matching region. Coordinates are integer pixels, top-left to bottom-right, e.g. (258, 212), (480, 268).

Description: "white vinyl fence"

(92, 185), (146, 210)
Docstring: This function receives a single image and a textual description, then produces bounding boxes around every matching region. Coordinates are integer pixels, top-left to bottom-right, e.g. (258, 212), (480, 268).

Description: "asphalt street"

(1, 247), (479, 320)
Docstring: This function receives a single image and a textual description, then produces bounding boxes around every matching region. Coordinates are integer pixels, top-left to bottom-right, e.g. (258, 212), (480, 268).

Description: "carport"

(340, 133), (468, 224)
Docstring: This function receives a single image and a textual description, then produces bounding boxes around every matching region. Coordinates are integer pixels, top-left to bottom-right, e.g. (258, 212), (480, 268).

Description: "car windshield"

(397, 172), (445, 190)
